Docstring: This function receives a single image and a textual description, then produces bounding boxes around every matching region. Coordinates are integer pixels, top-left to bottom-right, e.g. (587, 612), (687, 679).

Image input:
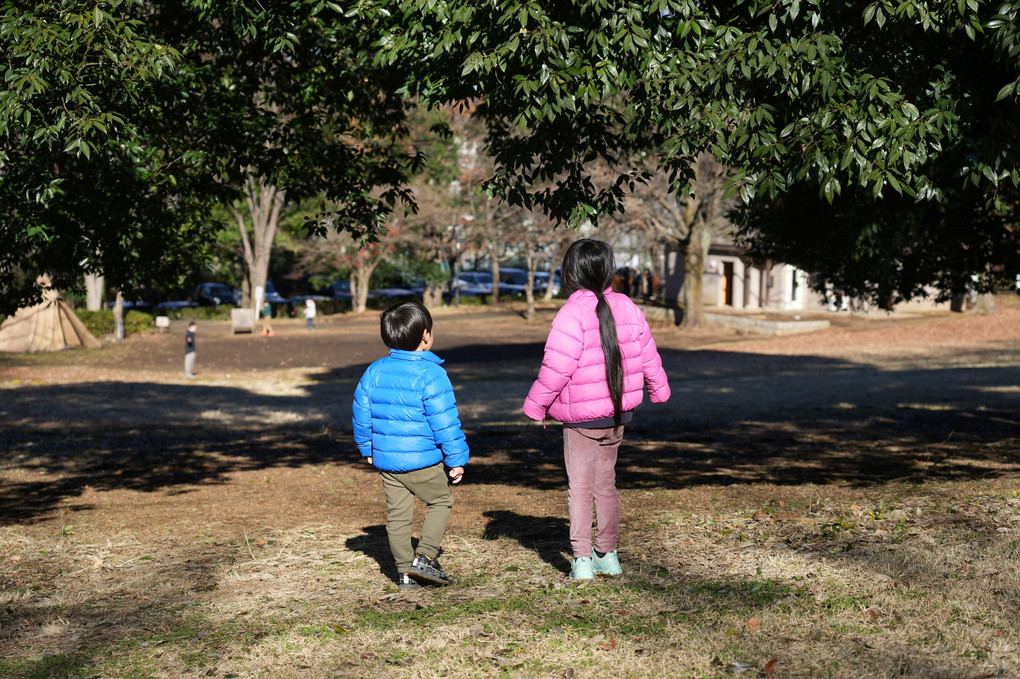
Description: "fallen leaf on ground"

(745, 617), (761, 632)
(764, 656), (778, 679)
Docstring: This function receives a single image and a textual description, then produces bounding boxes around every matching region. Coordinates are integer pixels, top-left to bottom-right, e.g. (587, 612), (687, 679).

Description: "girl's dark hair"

(561, 239), (624, 427)
(380, 301), (433, 351)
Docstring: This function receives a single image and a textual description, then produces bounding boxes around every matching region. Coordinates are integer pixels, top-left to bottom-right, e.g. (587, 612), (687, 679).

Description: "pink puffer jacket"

(523, 289), (670, 423)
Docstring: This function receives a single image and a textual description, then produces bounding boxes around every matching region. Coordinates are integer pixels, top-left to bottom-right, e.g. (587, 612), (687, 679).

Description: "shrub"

(74, 309), (154, 337)
(124, 310), (153, 335)
(316, 299), (350, 315)
(174, 306), (234, 321)
(75, 309), (115, 337)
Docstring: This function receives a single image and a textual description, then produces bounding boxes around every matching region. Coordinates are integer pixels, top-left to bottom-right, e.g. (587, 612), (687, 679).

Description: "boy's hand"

(449, 466), (464, 484)
(367, 456), (373, 466)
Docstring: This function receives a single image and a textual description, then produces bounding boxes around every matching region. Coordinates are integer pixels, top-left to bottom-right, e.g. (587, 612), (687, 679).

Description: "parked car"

(327, 280), (353, 300)
(154, 300), (199, 313)
(289, 293), (330, 304)
(452, 271), (493, 297)
(534, 271), (561, 296)
(262, 281), (287, 304)
(498, 268), (544, 297)
(194, 282), (237, 306)
(370, 288), (416, 300)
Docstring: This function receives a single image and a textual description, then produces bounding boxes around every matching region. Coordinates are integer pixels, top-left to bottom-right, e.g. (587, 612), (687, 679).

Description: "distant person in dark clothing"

(184, 321), (197, 378)
(641, 269), (654, 301)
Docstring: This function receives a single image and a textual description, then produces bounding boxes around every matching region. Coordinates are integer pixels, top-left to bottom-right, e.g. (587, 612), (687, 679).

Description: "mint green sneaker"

(592, 549), (623, 576)
(570, 556), (594, 580)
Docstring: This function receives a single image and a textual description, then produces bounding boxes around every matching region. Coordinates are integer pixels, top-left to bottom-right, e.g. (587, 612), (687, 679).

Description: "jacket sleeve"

(638, 314), (670, 404)
(352, 377), (374, 457)
(522, 309), (582, 420)
(423, 368), (469, 468)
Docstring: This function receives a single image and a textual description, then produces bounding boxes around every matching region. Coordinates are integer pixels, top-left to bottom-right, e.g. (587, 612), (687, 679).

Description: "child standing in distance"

(304, 298), (316, 330)
(353, 301), (468, 589)
(184, 321), (197, 378)
(523, 239), (670, 580)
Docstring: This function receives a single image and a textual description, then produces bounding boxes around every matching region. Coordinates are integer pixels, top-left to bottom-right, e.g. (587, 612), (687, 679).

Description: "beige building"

(663, 243), (825, 311)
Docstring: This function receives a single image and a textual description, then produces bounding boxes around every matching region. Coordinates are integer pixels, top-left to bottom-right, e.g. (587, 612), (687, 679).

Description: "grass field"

(1, 300), (1018, 678)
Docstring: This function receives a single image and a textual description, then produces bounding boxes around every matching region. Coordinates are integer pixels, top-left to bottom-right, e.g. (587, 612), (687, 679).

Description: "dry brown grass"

(1, 301), (1018, 678)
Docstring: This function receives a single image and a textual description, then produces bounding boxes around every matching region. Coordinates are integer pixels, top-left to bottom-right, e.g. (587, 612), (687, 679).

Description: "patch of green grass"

(356, 596), (510, 629)
(0, 655), (96, 679)
(822, 593), (872, 612)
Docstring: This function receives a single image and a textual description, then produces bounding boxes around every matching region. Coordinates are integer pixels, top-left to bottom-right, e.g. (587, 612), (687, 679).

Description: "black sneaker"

(408, 553), (451, 585)
(398, 573), (420, 590)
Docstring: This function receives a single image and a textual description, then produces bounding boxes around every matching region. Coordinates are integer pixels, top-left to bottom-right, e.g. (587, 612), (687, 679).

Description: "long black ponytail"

(561, 239), (624, 428)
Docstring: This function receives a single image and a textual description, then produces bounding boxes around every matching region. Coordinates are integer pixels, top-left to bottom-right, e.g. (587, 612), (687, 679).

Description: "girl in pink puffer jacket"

(523, 239), (670, 580)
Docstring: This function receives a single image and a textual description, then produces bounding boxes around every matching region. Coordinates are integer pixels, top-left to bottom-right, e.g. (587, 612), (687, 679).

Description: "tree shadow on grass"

(345, 525), (399, 584)
(482, 510), (571, 575)
(1, 352), (1017, 524)
(346, 525), (446, 586)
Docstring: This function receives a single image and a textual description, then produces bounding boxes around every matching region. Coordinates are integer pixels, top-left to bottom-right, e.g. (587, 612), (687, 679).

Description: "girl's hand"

(367, 456), (373, 466)
(449, 466), (464, 484)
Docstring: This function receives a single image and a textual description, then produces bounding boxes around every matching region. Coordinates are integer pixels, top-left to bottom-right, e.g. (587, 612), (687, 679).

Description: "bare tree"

(231, 175), (288, 317)
(299, 221), (408, 313)
(502, 209), (569, 318)
(608, 153), (736, 328)
(405, 180), (468, 308)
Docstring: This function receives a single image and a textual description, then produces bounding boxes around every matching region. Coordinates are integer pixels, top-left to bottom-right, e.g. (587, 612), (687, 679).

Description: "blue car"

(327, 280), (353, 300)
(498, 268), (545, 297)
(262, 281), (287, 304)
(534, 271), (560, 296)
(195, 282), (237, 306)
(452, 271), (493, 297)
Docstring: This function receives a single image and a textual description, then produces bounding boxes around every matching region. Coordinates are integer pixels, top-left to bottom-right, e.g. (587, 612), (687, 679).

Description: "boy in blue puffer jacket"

(353, 301), (469, 589)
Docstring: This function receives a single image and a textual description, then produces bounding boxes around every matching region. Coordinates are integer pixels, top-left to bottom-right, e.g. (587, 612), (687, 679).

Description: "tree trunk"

(423, 286), (443, 308)
(351, 269), (373, 313)
(85, 273), (105, 311)
(233, 175), (286, 316)
(681, 220), (711, 329)
(523, 251), (536, 320)
(489, 256), (501, 305)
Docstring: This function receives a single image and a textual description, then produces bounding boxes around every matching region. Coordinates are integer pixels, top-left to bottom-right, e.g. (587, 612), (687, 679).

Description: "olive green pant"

(380, 463), (453, 573)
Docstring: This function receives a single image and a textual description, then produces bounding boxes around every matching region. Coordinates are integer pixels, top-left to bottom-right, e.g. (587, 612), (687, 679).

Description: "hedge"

(74, 309), (153, 338)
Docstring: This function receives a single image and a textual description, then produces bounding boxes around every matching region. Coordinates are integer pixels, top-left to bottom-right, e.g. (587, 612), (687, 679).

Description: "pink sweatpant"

(563, 425), (624, 559)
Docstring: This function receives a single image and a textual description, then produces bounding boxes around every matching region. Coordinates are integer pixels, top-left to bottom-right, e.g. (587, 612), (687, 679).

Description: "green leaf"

(995, 81), (1016, 101)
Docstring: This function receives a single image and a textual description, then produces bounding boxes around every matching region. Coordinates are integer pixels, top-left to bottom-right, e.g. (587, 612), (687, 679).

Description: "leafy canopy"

(366, 0), (1020, 301)
(0, 0), (416, 314)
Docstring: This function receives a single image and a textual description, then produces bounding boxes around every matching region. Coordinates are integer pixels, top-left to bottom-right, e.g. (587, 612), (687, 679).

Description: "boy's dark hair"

(561, 238), (624, 428)
(380, 301), (432, 351)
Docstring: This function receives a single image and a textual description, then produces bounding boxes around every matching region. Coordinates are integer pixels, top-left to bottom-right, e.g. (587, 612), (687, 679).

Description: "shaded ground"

(0, 298), (1017, 530)
(0, 296), (1018, 678)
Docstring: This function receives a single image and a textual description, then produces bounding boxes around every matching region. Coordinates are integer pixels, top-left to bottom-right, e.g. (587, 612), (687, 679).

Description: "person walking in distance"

(184, 321), (197, 378)
(523, 239), (670, 580)
(353, 301), (469, 589)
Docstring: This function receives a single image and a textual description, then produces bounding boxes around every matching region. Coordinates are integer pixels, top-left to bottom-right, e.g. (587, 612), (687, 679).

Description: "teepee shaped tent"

(0, 280), (102, 353)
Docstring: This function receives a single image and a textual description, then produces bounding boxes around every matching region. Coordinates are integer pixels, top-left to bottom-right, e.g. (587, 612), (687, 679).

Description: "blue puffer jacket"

(352, 349), (469, 472)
